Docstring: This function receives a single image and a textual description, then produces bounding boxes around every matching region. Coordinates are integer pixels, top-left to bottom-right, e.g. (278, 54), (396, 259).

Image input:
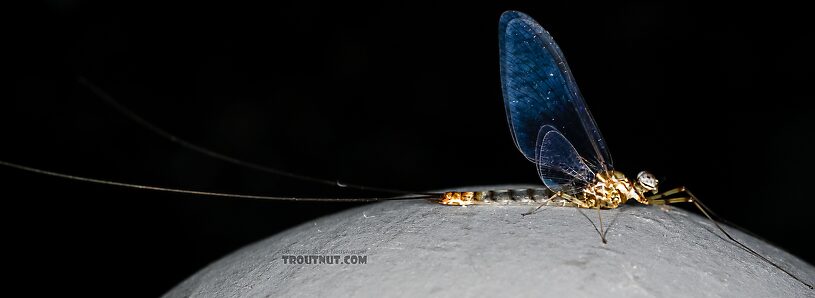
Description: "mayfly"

(0, 10), (811, 289)
(439, 10), (812, 289)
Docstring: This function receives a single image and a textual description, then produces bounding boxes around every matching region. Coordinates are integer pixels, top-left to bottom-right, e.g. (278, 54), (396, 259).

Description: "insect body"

(439, 11), (698, 213)
(441, 170), (659, 208)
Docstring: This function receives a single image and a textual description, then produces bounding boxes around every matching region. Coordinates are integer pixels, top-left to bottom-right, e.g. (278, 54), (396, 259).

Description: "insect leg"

(572, 205), (608, 244)
(523, 192), (608, 243)
(646, 188), (814, 289)
(522, 191), (590, 216)
(646, 186), (688, 201)
(647, 197), (692, 205)
(521, 192), (560, 216)
(596, 206), (607, 244)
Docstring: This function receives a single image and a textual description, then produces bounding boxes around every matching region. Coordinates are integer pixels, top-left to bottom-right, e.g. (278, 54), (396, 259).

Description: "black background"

(6, 1), (814, 296)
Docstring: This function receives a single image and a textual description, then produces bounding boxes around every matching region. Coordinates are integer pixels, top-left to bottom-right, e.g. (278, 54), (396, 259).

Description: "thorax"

(580, 171), (642, 209)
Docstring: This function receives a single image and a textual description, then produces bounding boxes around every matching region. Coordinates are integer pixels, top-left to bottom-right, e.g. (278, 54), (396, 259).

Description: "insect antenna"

(76, 76), (440, 197)
(688, 193), (814, 289)
(0, 160), (435, 202)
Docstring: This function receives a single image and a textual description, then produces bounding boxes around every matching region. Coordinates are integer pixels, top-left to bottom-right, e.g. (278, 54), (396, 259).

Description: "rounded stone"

(164, 194), (815, 297)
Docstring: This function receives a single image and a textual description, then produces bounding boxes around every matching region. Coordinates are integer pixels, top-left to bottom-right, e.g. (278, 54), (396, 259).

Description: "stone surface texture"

(164, 193), (815, 297)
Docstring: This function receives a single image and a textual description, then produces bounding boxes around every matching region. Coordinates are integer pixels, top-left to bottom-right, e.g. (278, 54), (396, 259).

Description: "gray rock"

(164, 194), (815, 297)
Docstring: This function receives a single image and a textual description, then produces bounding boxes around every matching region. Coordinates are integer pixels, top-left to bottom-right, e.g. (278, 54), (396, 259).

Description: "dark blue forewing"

(499, 11), (613, 176)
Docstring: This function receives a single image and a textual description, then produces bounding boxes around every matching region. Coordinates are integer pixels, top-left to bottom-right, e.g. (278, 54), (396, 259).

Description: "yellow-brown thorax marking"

(577, 170), (645, 209)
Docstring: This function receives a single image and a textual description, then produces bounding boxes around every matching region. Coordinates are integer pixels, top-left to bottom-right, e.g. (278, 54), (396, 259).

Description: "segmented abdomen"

(438, 188), (574, 206)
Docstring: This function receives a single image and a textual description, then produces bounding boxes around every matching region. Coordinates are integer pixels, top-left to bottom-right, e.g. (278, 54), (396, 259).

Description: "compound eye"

(637, 171), (658, 188)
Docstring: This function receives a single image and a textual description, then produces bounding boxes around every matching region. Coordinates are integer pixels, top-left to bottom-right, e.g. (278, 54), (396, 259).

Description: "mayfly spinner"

(441, 11), (689, 212)
(438, 10), (812, 289)
(0, 10), (811, 289)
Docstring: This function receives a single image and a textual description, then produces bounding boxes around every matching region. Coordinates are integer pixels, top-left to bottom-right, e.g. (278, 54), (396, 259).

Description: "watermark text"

(282, 254), (367, 265)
